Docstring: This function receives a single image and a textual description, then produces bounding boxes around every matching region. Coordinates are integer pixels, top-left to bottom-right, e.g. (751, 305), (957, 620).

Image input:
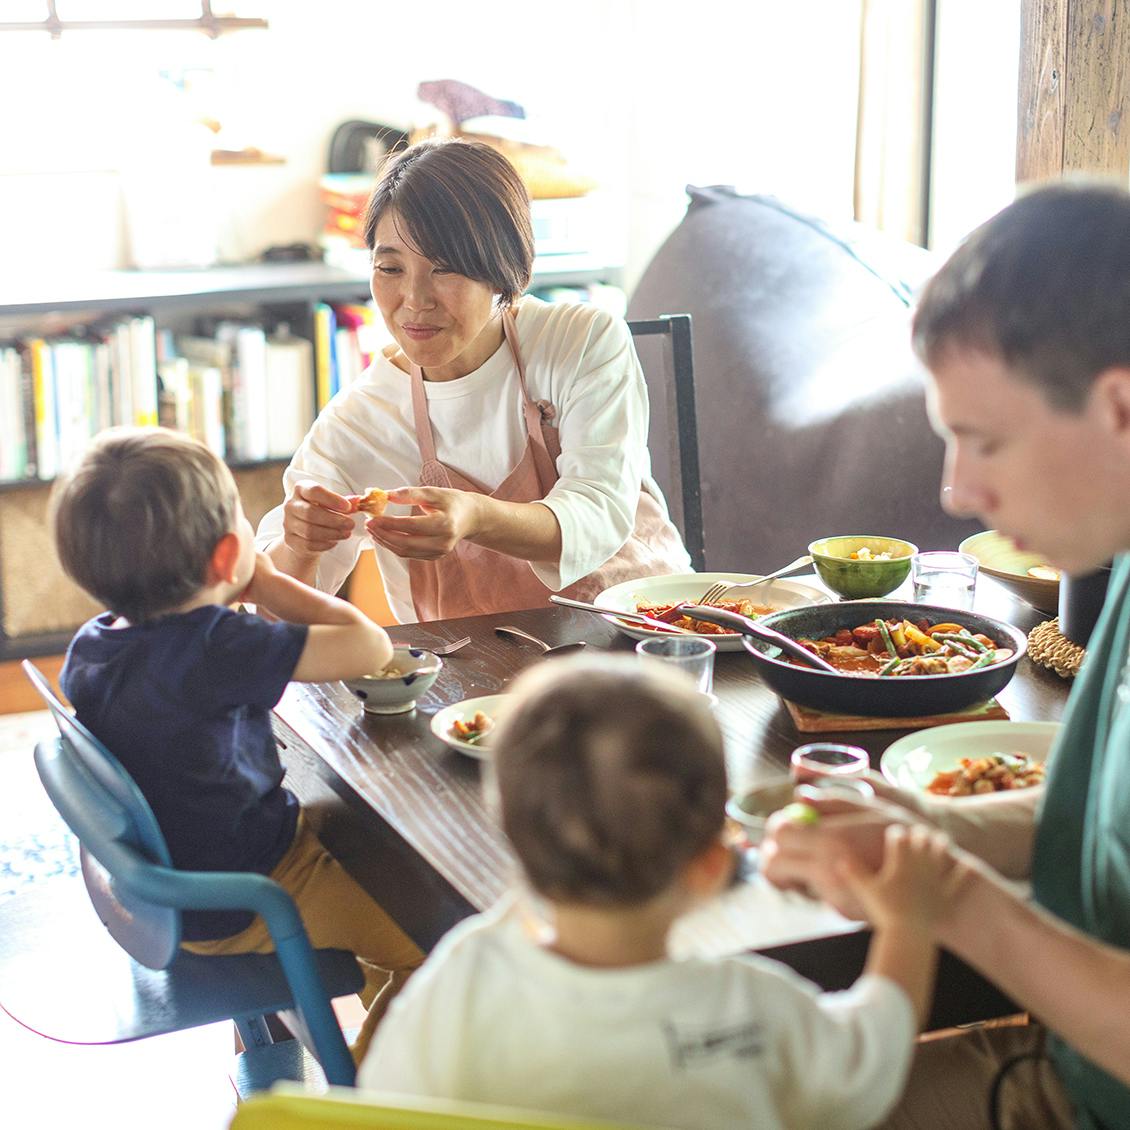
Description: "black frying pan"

(683, 601), (1028, 717)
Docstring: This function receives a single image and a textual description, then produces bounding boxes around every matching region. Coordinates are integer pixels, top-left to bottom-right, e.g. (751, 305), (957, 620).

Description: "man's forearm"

(937, 865), (1130, 1085)
(922, 791), (1038, 877)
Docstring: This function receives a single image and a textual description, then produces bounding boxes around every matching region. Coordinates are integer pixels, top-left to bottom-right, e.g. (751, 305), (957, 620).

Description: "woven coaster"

(1028, 617), (1085, 679)
(783, 696), (1010, 733)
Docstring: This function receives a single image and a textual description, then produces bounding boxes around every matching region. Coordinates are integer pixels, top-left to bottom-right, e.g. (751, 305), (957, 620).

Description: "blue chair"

(0, 660), (364, 1090)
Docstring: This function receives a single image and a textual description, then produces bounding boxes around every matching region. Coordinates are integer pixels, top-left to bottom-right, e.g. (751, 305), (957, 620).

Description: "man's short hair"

(492, 656), (727, 906)
(51, 427), (239, 623)
(913, 180), (1130, 410)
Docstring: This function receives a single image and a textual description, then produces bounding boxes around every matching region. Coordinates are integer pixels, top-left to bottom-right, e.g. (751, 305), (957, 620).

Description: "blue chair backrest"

(23, 660), (182, 968)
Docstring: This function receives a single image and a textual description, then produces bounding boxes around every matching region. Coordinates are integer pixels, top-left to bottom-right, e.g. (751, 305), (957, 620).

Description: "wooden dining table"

(273, 574), (1069, 1031)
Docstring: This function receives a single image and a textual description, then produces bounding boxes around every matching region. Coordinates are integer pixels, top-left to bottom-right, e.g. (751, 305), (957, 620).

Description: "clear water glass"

(911, 551), (979, 610)
(789, 742), (869, 784)
(635, 636), (716, 694)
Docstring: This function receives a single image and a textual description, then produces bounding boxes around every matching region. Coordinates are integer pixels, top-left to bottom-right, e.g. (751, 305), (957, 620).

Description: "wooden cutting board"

(783, 696), (1010, 733)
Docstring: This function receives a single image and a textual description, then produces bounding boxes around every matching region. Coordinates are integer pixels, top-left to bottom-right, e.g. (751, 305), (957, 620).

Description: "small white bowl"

(725, 778), (796, 845)
(344, 647), (443, 714)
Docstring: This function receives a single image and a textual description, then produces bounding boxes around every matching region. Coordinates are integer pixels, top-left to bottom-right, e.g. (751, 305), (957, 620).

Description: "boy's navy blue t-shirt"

(61, 605), (308, 940)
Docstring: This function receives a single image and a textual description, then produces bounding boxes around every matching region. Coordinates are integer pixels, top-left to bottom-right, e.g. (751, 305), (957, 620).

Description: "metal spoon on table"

(494, 625), (587, 657)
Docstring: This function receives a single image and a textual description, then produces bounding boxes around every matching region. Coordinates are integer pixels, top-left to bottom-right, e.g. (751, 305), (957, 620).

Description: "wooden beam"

(1018, 0), (1068, 181)
(1018, 0), (1130, 181)
(1064, 0), (1130, 173)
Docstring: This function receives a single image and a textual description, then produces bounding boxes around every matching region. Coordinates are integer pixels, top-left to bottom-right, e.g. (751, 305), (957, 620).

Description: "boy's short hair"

(492, 656), (727, 906)
(912, 180), (1130, 411)
(51, 427), (239, 624)
(362, 137), (534, 308)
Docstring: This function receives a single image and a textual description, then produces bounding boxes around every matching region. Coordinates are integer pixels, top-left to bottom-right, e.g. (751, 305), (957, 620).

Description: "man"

(761, 181), (1130, 1130)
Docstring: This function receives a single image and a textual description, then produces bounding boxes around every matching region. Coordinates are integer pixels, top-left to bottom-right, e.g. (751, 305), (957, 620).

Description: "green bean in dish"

(790, 617), (1016, 678)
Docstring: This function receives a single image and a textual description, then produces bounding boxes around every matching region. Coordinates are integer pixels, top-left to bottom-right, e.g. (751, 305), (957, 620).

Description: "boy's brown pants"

(182, 813), (424, 1065)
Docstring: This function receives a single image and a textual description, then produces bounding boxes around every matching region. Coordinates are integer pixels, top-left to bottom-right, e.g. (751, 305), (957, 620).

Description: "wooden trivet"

(1028, 617), (1085, 679)
(783, 696), (1010, 734)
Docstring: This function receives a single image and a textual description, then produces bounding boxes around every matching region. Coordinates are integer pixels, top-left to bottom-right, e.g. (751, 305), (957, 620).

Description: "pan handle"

(680, 605), (838, 673)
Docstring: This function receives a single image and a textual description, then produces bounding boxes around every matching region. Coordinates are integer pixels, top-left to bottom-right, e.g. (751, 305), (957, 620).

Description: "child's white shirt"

(359, 893), (915, 1130)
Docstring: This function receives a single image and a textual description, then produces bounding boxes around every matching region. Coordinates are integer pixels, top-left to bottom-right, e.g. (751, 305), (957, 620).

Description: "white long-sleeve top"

(358, 894), (916, 1130)
(255, 298), (684, 623)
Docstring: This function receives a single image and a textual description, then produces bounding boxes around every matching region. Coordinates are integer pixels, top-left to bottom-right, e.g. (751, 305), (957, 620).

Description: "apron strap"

(409, 308), (557, 485)
(503, 310), (558, 490)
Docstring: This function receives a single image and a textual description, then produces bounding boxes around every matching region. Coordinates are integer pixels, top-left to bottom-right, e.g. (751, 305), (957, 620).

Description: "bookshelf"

(0, 258), (622, 663)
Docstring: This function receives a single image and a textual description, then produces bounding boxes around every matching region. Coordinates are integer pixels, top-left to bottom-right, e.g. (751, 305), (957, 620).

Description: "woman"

(256, 139), (689, 622)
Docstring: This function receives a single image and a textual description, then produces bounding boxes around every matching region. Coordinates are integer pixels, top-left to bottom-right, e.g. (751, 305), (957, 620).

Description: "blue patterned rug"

(0, 710), (80, 901)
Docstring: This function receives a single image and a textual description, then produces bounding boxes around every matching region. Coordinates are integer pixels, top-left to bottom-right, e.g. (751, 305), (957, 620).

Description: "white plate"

(880, 720), (1061, 795)
(429, 694), (509, 760)
(593, 572), (832, 652)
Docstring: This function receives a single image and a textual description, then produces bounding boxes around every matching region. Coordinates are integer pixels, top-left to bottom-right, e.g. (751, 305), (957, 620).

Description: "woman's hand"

(280, 481), (357, 561)
(364, 486), (482, 560)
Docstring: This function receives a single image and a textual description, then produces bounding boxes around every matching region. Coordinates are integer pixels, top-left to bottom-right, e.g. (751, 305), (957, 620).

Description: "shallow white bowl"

(430, 694), (510, 760)
(880, 720), (1061, 796)
(344, 647), (443, 714)
(594, 572), (831, 652)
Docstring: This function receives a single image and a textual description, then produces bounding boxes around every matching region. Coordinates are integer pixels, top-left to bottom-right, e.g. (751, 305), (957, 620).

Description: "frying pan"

(684, 601), (1027, 717)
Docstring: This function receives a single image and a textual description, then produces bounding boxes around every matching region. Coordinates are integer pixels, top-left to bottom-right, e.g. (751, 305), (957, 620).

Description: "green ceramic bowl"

(808, 535), (918, 598)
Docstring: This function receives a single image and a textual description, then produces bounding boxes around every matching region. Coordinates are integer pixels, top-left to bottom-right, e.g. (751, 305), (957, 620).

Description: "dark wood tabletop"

(274, 575), (1069, 1029)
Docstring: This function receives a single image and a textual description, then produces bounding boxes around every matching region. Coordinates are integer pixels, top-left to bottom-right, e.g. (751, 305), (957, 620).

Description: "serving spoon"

(679, 605), (838, 672)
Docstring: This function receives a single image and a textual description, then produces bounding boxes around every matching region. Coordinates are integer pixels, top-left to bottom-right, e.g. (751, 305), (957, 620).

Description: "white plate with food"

(429, 694), (509, 760)
(593, 572), (832, 651)
(880, 720), (1061, 797)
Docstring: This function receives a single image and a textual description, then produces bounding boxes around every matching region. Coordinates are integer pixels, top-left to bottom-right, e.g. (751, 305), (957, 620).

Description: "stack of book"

(314, 301), (388, 410)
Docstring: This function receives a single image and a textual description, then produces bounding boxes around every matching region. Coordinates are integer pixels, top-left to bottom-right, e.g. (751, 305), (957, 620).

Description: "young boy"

(359, 654), (938, 1129)
(52, 426), (423, 1062)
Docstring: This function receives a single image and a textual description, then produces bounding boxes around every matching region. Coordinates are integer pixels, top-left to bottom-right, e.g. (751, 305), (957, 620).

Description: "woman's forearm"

(467, 497), (563, 564)
(937, 866), (1130, 1084)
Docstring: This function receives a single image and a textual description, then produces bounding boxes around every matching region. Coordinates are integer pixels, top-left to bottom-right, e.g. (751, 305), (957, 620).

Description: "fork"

(696, 555), (814, 607)
(400, 635), (472, 657)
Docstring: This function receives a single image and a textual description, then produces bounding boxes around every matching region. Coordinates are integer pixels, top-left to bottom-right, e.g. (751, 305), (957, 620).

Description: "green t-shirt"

(1032, 553), (1130, 1130)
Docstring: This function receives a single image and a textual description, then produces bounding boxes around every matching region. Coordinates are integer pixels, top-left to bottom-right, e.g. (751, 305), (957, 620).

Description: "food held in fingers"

(356, 487), (389, 516)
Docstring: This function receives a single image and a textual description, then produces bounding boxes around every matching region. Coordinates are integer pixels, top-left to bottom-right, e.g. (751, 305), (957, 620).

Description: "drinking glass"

(911, 551), (979, 610)
(635, 636), (716, 694)
(789, 742), (869, 784)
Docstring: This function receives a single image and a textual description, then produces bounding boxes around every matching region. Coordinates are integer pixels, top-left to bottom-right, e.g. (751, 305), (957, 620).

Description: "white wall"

(0, 1), (863, 293)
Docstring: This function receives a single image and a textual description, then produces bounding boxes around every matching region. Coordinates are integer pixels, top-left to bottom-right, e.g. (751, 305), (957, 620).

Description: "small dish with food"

(593, 572), (831, 652)
(343, 646), (443, 714)
(430, 694), (510, 760)
(881, 720), (1060, 796)
(808, 535), (918, 599)
(958, 529), (1060, 614)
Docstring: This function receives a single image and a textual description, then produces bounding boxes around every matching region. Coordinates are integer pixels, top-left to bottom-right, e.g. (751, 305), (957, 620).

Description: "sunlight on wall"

(929, 0), (1021, 255)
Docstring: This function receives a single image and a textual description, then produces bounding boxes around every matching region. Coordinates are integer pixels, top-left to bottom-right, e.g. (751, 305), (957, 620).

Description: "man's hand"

(281, 481), (356, 560)
(760, 793), (925, 919)
(364, 486), (481, 560)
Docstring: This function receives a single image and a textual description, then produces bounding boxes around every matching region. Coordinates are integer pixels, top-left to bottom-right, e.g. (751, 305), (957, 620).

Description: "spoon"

(494, 625), (587, 656)
(679, 605), (838, 672)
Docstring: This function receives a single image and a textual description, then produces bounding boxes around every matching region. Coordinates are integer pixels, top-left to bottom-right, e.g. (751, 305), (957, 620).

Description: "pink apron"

(408, 310), (688, 622)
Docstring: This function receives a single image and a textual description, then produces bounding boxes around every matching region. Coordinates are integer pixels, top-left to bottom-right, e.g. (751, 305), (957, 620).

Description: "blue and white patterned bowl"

(344, 647), (443, 714)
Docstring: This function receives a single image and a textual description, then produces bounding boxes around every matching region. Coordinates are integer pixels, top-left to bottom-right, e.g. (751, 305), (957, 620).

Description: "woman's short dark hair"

(491, 656), (727, 906)
(362, 138), (534, 307)
(913, 180), (1130, 411)
(51, 427), (239, 624)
